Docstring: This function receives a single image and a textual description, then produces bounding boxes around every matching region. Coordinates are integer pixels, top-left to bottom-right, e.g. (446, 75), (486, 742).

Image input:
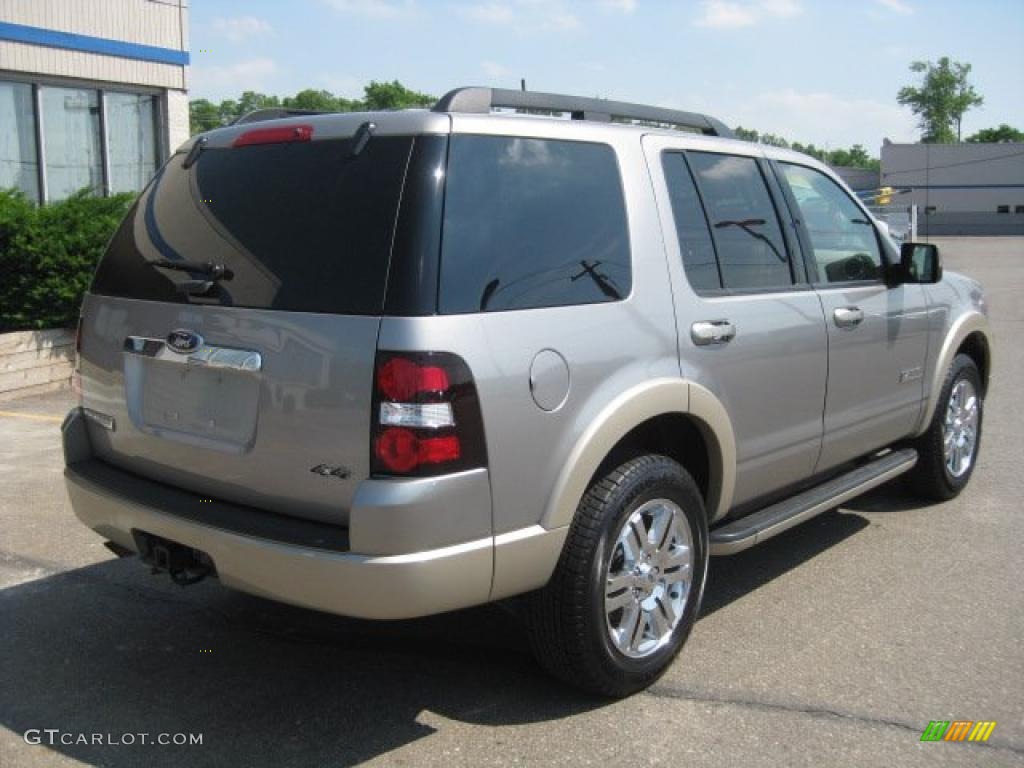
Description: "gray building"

(880, 142), (1024, 236)
(0, 0), (189, 204)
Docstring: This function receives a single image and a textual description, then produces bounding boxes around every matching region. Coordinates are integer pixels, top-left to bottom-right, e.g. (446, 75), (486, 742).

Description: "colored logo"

(166, 329), (202, 354)
(920, 720), (997, 742)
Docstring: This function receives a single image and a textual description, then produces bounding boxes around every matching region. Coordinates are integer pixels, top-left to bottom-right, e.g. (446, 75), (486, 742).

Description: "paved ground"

(1, 237), (1022, 767)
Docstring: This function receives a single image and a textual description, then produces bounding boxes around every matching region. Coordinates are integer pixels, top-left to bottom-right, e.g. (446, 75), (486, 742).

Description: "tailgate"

(77, 125), (415, 525)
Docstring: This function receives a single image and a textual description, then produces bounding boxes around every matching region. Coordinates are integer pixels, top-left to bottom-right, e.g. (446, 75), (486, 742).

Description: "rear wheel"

(905, 353), (983, 500)
(527, 455), (708, 697)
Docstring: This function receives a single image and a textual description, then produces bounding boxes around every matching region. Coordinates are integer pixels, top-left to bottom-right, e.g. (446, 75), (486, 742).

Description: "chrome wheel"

(943, 378), (979, 479)
(604, 499), (693, 659)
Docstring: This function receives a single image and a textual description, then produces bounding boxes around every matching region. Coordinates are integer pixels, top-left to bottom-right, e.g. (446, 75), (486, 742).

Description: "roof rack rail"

(232, 108), (331, 126)
(432, 87), (733, 138)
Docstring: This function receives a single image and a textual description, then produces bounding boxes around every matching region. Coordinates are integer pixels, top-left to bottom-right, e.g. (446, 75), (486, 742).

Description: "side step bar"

(709, 448), (918, 555)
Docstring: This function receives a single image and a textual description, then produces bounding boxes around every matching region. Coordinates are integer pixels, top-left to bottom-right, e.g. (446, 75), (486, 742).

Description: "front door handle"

(833, 306), (864, 328)
(691, 320), (736, 346)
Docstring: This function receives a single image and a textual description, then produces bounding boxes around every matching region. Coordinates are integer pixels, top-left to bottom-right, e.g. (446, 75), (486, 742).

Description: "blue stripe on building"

(0, 21), (189, 66)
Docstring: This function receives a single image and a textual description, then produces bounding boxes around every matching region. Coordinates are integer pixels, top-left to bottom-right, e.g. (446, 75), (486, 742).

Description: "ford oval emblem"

(166, 329), (202, 354)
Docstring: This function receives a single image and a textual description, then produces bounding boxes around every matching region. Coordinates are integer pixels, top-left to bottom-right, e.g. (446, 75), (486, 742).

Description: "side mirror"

(896, 242), (942, 284)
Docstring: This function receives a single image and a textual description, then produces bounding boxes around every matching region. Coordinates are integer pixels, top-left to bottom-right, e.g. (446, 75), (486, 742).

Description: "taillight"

(371, 351), (487, 477)
(232, 124), (313, 147)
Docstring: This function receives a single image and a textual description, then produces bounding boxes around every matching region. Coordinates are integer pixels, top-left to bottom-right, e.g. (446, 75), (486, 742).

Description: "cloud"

(481, 60), (510, 78)
(211, 16), (272, 43)
(740, 88), (917, 147)
(457, 1), (579, 31)
(323, 0), (415, 19)
(191, 58), (278, 96)
(694, 0), (801, 28)
(875, 0), (913, 14)
(458, 2), (515, 23)
(600, 0), (637, 12)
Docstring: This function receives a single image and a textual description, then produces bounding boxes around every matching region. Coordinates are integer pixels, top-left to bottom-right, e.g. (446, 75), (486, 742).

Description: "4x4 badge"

(310, 464), (351, 480)
(166, 329), (202, 354)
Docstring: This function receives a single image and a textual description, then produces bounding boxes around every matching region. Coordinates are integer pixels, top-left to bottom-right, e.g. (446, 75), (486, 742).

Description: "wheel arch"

(541, 378), (736, 531)
(916, 311), (992, 436)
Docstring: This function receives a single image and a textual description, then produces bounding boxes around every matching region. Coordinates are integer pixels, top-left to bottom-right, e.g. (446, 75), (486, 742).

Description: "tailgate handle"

(124, 336), (263, 373)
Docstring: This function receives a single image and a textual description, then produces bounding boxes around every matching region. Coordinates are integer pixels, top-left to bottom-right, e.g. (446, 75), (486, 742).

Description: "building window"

(1016, 206), (1024, 214)
(997, 205), (1010, 214)
(0, 79), (162, 203)
(105, 92), (158, 195)
(0, 81), (40, 201)
(40, 86), (103, 200)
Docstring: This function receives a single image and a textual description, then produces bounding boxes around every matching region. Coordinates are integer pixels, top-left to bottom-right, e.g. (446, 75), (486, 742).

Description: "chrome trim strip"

(123, 335), (262, 373)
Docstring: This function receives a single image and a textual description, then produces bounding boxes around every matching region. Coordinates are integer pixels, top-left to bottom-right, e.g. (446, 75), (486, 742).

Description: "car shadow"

(0, 487), (915, 766)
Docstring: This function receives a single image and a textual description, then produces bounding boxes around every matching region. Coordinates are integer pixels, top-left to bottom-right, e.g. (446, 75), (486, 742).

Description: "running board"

(709, 448), (918, 555)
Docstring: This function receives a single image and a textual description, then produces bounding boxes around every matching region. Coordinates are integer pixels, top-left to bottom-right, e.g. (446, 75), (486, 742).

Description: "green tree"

(733, 126), (759, 142)
(897, 57), (983, 143)
(362, 80), (435, 110)
(189, 98), (223, 134)
(966, 124), (1024, 143)
(282, 88), (358, 113)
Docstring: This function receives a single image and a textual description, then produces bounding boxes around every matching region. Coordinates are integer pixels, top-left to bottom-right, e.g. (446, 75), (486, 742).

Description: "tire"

(527, 454), (708, 698)
(905, 353), (983, 501)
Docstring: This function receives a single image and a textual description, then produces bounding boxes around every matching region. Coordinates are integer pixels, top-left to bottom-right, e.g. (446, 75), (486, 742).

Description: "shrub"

(0, 188), (133, 332)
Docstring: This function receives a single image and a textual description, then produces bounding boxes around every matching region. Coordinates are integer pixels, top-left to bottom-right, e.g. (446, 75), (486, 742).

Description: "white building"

(0, 0), (188, 203)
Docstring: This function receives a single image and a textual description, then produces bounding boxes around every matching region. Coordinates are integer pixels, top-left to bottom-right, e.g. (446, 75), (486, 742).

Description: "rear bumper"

(62, 408), (566, 619)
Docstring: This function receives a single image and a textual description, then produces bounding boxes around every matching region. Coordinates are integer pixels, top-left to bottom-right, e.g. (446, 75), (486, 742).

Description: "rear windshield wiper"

(151, 259), (234, 281)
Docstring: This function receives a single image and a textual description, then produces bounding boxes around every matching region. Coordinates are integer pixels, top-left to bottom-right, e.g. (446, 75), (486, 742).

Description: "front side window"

(40, 86), (102, 200)
(687, 152), (792, 291)
(0, 81), (39, 201)
(780, 163), (883, 284)
(439, 136), (631, 313)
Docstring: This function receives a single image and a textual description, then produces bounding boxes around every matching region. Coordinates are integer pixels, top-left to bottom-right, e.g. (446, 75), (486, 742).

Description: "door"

(646, 139), (829, 507)
(773, 161), (930, 472)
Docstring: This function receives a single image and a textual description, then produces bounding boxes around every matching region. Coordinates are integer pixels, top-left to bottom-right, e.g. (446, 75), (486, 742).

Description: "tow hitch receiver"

(132, 531), (215, 586)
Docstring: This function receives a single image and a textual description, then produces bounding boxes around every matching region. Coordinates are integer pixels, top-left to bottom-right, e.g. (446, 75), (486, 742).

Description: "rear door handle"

(691, 320), (736, 346)
(833, 306), (864, 328)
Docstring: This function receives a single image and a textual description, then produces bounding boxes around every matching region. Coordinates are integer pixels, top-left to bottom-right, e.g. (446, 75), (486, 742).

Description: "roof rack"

(232, 108), (330, 126)
(432, 87), (733, 138)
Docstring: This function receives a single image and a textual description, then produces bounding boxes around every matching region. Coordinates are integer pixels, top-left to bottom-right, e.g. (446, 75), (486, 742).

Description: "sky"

(188, 0), (1024, 152)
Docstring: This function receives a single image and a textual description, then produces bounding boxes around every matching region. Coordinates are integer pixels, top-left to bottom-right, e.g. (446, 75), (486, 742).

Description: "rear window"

(439, 136), (630, 314)
(91, 134), (413, 314)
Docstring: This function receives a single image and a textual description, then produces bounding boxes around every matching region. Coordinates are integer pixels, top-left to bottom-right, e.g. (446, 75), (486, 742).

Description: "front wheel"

(905, 353), (983, 501)
(527, 455), (708, 697)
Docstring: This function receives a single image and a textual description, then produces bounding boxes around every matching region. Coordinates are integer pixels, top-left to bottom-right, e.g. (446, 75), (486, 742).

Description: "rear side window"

(662, 152), (720, 293)
(687, 152), (793, 292)
(439, 136), (630, 314)
(91, 135), (413, 314)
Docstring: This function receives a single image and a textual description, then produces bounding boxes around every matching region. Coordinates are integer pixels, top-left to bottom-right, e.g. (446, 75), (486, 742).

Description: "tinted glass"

(0, 81), (39, 201)
(92, 135), (412, 314)
(40, 86), (102, 200)
(440, 136), (630, 313)
(106, 92), (158, 194)
(662, 152), (720, 292)
(688, 152), (792, 291)
(780, 163), (883, 283)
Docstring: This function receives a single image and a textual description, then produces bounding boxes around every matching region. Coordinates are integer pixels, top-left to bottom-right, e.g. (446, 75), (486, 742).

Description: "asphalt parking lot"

(1, 236), (1022, 767)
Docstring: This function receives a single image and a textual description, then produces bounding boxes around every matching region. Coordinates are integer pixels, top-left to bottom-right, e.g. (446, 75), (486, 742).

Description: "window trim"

(681, 149), (800, 296)
(437, 132), (634, 315)
(772, 159), (892, 289)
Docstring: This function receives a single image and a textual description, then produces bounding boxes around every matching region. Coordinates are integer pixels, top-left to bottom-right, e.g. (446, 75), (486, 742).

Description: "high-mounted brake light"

(232, 124), (314, 148)
(371, 352), (487, 477)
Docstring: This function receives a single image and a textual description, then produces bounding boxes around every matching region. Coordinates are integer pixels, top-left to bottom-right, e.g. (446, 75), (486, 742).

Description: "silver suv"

(64, 87), (992, 697)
